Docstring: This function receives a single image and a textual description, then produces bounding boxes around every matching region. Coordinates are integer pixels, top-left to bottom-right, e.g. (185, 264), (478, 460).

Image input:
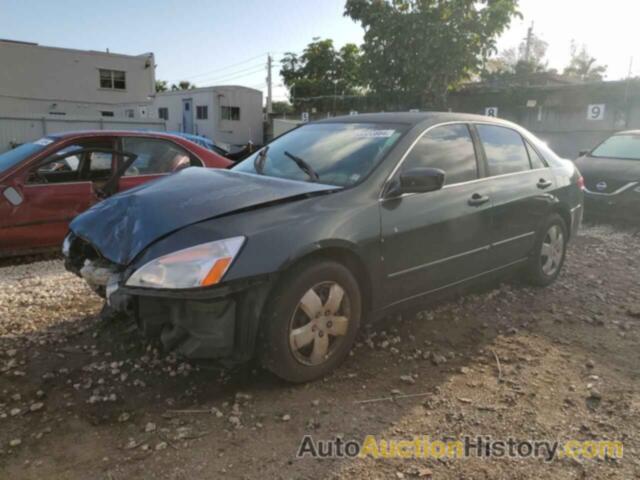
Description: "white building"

(152, 86), (263, 148)
(0, 39), (156, 118)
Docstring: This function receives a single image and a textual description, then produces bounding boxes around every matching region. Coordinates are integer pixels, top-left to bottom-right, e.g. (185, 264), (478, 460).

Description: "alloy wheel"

(540, 225), (564, 276)
(288, 281), (351, 366)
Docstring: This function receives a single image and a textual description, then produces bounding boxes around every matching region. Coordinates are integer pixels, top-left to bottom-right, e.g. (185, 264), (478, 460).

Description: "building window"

(221, 106), (240, 121)
(196, 105), (208, 120)
(100, 111), (114, 117)
(125, 109), (135, 118)
(99, 69), (126, 90)
(158, 107), (169, 120)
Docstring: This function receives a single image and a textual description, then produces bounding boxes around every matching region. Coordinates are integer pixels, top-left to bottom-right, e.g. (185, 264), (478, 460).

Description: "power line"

(166, 52), (268, 83)
(194, 66), (266, 85)
(192, 62), (266, 83)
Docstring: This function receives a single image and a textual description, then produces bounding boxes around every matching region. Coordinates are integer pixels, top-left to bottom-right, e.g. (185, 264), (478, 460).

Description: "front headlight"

(125, 236), (245, 289)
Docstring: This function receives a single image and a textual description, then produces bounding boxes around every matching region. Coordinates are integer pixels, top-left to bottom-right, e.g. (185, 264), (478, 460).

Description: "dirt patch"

(1, 224), (640, 479)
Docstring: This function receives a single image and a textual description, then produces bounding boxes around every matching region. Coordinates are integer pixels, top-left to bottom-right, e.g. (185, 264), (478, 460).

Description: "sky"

(1, 0), (638, 103)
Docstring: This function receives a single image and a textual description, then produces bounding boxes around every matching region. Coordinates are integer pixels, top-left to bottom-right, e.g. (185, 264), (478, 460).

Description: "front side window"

(221, 106), (240, 121)
(99, 69), (126, 90)
(196, 106), (208, 120)
(122, 138), (193, 176)
(591, 134), (640, 160)
(232, 122), (406, 187)
(477, 125), (530, 176)
(402, 124), (477, 185)
(29, 140), (114, 184)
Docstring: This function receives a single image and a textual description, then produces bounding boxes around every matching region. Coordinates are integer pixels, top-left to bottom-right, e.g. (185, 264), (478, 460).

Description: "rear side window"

(525, 142), (547, 169)
(122, 138), (194, 176)
(477, 125), (530, 176)
(402, 124), (478, 185)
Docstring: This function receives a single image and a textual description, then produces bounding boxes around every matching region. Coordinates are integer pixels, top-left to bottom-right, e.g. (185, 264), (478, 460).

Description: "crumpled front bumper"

(110, 278), (272, 362)
(64, 233), (273, 363)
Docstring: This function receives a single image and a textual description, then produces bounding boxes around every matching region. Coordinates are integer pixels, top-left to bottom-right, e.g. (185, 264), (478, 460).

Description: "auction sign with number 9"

(587, 104), (605, 121)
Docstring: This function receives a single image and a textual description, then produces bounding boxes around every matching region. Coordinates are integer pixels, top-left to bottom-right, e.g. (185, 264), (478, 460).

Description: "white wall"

(152, 89), (215, 138)
(0, 114), (166, 153)
(213, 87), (263, 146)
(152, 86), (264, 146)
(0, 40), (155, 117)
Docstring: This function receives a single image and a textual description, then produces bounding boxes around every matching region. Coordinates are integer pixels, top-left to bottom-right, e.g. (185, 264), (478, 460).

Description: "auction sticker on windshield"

(353, 129), (396, 138)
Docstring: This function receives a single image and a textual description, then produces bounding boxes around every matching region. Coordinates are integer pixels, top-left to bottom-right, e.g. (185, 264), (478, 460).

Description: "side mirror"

(399, 167), (445, 195)
(3, 186), (24, 206)
(578, 150), (589, 157)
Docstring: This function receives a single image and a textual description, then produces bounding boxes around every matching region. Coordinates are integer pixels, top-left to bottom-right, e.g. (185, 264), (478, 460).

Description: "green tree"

(171, 81), (196, 91)
(271, 101), (294, 115)
(155, 80), (168, 92)
(345, 0), (521, 108)
(280, 38), (363, 111)
(563, 41), (607, 82)
(481, 30), (551, 84)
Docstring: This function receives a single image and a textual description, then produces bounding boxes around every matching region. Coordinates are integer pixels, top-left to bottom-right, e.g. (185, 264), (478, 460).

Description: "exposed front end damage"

(65, 234), (273, 364)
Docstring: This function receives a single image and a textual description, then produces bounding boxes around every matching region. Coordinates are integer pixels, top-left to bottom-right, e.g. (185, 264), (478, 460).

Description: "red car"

(0, 131), (231, 257)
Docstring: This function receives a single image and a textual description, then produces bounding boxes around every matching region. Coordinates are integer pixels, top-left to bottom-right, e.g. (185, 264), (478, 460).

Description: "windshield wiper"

(254, 146), (269, 174)
(284, 151), (320, 182)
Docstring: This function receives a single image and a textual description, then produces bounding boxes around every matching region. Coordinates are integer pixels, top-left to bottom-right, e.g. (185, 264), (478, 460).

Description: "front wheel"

(260, 260), (361, 383)
(524, 214), (568, 286)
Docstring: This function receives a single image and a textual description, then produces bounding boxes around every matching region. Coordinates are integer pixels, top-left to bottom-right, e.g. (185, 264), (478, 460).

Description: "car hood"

(575, 155), (640, 182)
(70, 167), (339, 265)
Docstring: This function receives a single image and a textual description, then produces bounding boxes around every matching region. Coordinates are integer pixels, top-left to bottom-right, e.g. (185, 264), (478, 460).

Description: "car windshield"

(591, 134), (640, 160)
(232, 122), (406, 186)
(0, 138), (55, 174)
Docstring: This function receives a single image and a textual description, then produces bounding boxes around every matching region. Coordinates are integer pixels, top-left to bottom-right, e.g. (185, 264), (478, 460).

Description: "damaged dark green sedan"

(64, 112), (584, 382)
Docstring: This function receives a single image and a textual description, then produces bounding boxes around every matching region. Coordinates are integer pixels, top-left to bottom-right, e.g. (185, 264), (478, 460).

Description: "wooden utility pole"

(266, 54), (273, 114)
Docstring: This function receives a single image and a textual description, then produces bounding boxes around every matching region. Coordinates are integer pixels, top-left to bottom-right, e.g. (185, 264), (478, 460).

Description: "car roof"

(313, 111), (513, 127)
(46, 130), (190, 141)
(613, 129), (640, 135)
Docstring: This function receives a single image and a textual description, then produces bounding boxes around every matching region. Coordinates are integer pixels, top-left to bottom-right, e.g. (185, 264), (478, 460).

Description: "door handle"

(537, 179), (553, 189)
(468, 193), (490, 207)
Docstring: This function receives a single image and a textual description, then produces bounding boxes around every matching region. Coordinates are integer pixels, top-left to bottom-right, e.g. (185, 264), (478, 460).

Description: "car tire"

(260, 259), (361, 383)
(524, 213), (568, 287)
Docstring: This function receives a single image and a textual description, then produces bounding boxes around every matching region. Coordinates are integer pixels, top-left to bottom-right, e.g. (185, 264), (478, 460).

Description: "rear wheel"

(524, 214), (568, 286)
(260, 260), (361, 383)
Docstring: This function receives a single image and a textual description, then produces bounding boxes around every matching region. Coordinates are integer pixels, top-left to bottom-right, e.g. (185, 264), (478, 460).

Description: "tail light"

(577, 176), (585, 190)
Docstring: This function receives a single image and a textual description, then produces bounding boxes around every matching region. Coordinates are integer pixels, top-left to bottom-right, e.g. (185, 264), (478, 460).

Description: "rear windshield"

(232, 122), (407, 187)
(591, 134), (640, 160)
(0, 138), (55, 174)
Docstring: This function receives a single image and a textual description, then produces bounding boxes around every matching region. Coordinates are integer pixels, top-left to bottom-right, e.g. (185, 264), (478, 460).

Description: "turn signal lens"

(577, 176), (585, 190)
(201, 257), (233, 287)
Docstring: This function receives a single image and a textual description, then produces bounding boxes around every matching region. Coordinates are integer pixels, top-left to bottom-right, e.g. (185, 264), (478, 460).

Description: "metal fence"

(0, 114), (167, 153)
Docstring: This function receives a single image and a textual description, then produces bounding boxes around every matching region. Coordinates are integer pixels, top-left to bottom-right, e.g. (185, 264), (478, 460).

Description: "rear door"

(380, 123), (493, 306)
(473, 123), (555, 266)
(2, 139), (115, 252)
(117, 137), (194, 192)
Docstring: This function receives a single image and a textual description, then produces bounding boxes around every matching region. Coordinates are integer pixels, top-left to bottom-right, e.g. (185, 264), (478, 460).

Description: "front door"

(1, 140), (115, 253)
(473, 124), (555, 266)
(182, 99), (194, 134)
(380, 123), (493, 307)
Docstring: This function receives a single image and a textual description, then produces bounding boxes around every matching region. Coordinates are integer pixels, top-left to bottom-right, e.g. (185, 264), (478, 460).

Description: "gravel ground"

(1, 224), (640, 479)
